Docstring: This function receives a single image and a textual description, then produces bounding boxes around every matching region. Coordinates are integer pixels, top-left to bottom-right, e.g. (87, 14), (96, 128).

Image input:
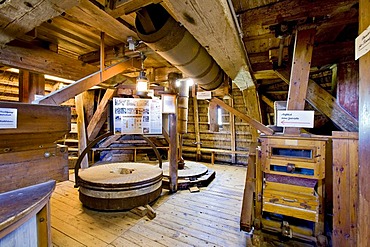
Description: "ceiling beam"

(0, 45), (98, 80)
(240, 0), (357, 27)
(275, 70), (358, 132)
(65, 0), (138, 42)
(35, 58), (141, 105)
(162, 0), (251, 81)
(0, 0), (78, 45)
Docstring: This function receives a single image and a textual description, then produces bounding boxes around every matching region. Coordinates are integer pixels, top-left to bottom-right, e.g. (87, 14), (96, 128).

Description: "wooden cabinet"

(257, 135), (330, 242)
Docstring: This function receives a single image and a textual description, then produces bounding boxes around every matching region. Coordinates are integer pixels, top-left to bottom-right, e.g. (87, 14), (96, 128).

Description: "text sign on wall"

(277, 110), (314, 128)
(355, 25), (370, 60)
(196, 91), (212, 100)
(0, 108), (17, 129)
(113, 98), (162, 135)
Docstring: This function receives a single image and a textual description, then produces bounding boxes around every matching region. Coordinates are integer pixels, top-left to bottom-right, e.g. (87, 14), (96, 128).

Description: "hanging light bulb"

(136, 52), (149, 96)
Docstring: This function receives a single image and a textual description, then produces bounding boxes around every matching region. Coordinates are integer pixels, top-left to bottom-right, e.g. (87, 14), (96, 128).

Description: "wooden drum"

(78, 162), (162, 211)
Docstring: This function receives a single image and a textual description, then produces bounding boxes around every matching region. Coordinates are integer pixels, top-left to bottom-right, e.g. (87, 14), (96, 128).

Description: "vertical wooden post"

(337, 61), (359, 120)
(358, 0), (370, 245)
(209, 100), (219, 132)
(229, 98), (236, 163)
(169, 113), (178, 192)
(332, 132), (358, 246)
(284, 27), (316, 135)
(193, 96), (202, 161)
(242, 87), (261, 141)
(75, 94), (88, 168)
(19, 70), (45, 103)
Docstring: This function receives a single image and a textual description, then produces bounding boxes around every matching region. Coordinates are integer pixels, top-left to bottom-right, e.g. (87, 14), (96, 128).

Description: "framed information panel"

(113, 98), (162, 135)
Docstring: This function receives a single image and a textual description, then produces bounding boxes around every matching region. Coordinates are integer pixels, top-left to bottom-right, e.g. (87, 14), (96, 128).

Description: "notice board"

(113, 98), (162, 135)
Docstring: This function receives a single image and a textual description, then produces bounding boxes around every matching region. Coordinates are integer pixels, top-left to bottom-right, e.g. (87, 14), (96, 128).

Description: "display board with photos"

(113, 97), (162, 135)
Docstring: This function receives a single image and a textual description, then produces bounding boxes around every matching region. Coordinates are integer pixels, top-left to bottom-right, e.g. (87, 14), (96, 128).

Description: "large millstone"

(78, 162), (162, 211)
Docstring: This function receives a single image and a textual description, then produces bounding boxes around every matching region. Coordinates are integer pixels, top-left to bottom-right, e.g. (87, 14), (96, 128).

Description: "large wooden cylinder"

(135, 4), (224, 91)
(78, 163), (162, 211)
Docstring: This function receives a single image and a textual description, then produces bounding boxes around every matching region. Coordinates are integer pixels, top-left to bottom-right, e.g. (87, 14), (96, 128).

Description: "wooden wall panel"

(0, 103), (70, 193)
(332, 132), (358, 246)
(358, 0), (370, 245)
(337, 61), (359, 119)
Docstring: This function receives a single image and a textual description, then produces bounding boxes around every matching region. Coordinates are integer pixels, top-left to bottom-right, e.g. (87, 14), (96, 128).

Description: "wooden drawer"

(263, 183), (319, 222)
(260, 136), (328, 179)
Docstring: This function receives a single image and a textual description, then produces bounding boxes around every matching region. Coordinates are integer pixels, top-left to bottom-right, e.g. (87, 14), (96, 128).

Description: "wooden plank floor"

(51, 163), (249, 247)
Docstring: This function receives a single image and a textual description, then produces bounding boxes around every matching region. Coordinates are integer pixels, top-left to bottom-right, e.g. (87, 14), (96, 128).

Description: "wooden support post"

(211, 152), (215, 165)
(169, 113), (178, 192)
(275, 70), (358, 131)
(358, 0), (370, 245)
(19, 70), (45, 103)
(284, 27), (316, 135)
(229, 98), (236, 163)
(241, 87), (262, 141)
(87, 88), (116, 141)
(82, 91), (95, 125)
(193, 96), (202, 161)
(209, 101), (219, 132)
(332, 132), (358, 246)
(240, 142), (257, 231)
(75, 94), (88, 168)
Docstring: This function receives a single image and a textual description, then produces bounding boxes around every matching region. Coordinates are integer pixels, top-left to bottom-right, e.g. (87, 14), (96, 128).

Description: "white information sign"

(277, 110), (314, 128)
(196, 91), (212, 100)
(0, 108), (17, 129)
(113, 98), (162, 135)
(355, 25), (370, 60)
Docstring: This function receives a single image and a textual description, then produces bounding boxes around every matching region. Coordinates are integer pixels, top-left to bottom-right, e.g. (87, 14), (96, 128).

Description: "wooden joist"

(275, 70), (358, 132)
(0, 0), (78, 45)
(0, 45), (98, 81)
(65, 0), (138, 42)
(35, 58), (140, 105)
(210, 97), (274, 135)
(163, 0), (250, 80)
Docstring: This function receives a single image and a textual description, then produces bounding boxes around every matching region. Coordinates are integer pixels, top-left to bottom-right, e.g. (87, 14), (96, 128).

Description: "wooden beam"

(163, 0), (250, 80)
(66, 0), (138, 42)
(192, 97), (202, 161)
(209, 101), (219, 132)
(0, 0), (78, 45)
(35, 58), (140, 105)
(242, 86), (263, 140)
(75, 94), (88, 168)
(87, 88), (116, 141)
(107, 0), (162, 16)
(240, 0), (357, 27)
(358, 0), (370, 245)
(0, 45), (99, 81)
(249, 41), (355, 72)
(229, 98), (236, 163)
(275, 70), (358, 132)
(285, 28), (316, 135)
(211, 97), (274, 135)
(260, 95), (274, 109)
(19, 71), (45, 103)
(337, 61), (359, 120)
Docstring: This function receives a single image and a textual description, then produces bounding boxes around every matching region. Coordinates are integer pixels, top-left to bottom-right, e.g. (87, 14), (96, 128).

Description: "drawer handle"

(286, 163), (295, 173)
(282, 197), (297, 203)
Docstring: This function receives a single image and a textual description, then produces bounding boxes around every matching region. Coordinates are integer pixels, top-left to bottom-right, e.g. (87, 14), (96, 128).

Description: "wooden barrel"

(78, 162), (162, 211)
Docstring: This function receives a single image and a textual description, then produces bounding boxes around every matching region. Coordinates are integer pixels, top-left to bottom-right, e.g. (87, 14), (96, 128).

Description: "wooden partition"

(0, 102), (70, 193)
(331, 131), (358, 246)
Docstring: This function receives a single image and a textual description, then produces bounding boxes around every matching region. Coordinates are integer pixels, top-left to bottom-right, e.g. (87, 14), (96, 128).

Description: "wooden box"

(260, 136), (328, 179)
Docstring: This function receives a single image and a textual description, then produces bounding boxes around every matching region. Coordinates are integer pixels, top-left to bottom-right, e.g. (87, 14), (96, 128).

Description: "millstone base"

(78, 162), (162, 211)
(161, 161), (216, 190)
